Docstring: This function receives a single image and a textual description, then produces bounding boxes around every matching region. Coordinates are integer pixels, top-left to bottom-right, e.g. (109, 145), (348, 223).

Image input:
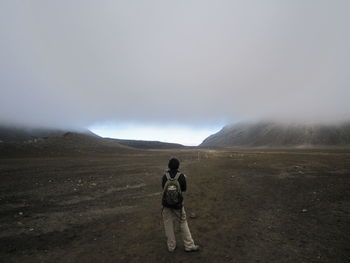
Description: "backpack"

(162, 172), (183, 209)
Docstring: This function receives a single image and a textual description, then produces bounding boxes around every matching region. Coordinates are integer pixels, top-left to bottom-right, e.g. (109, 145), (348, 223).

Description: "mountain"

(200, 121), (350, 148)
(0, 124), (185, 157)
(0, 124), (98, 142)
(111, 138), (185, 149)
(0, 132), (134, 157)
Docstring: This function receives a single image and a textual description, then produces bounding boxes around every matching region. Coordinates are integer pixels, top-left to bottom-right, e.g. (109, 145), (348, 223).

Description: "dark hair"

(168, 158), (180, 170)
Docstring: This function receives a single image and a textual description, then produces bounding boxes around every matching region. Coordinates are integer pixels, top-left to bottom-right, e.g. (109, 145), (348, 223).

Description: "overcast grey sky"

(1, 0), (349, 129)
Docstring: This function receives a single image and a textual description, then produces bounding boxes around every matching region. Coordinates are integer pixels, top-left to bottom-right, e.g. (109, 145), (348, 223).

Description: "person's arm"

(180, 174), (186, 205)
(179, 174), (187, 192)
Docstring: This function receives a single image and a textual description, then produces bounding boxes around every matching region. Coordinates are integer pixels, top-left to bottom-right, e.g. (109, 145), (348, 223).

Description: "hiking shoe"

(185, 245), (200, 252)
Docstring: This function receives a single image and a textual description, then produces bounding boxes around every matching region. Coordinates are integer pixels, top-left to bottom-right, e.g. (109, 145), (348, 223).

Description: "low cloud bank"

(1, 1), (349, 129)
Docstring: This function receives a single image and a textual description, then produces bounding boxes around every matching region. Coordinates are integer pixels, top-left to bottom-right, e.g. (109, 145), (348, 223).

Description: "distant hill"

(0, 124), (185, 157)
(111, 138), (185, 149)
(200, 121), (350, 148)
(0, 124), (98, 142)
(0, 132), (134, 157)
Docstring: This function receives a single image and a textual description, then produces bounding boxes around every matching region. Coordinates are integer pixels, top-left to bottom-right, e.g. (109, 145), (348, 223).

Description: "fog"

(1, 0), (349, 129)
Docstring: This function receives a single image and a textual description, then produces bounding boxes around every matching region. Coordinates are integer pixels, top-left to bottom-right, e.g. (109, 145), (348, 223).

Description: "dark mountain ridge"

(111, 138), (185, 149)
(0, 124), (98, 142)
(0, 125), (185, 155)
(200, 121), (350, 148)
(0, 132), (134, 157)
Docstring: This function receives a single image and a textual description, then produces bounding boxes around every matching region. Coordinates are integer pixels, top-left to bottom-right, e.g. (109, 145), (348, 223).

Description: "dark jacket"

(162, 169), (187, 192)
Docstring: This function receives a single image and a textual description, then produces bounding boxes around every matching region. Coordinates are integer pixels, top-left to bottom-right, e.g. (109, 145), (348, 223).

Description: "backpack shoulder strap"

(165, 172), (171, 180)
(174, 172), (181, 181)
(165, 171), (181, 181)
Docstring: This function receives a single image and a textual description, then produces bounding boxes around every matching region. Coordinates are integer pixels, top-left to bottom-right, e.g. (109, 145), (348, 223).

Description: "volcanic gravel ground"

(0, 149), (349, 262)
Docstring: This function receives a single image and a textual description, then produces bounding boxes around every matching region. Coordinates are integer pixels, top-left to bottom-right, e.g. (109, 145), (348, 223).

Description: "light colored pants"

(162, 207), (196, 251)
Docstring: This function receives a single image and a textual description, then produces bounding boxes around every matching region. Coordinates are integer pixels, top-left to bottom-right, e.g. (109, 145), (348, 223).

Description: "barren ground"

(0, 148), (349, 262)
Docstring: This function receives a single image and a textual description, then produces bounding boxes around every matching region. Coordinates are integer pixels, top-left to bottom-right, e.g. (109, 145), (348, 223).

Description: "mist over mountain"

(1, 1), (350, 128)
(2, 1), (350, 147)
(200, 121), (350, 148)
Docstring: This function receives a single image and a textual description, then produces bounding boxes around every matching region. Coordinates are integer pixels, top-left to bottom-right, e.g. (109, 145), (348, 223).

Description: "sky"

(1, 1), (350, 145)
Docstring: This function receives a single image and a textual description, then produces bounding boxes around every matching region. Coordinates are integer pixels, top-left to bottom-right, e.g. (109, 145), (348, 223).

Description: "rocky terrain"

(0, 137), (349, 262)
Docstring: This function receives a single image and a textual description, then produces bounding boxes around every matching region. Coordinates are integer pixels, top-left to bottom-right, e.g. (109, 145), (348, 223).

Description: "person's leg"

(179, 207), (197, 250)
(162, 207), (176, 251)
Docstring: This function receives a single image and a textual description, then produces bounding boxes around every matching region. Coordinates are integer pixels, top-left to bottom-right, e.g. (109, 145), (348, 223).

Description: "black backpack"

(162, 172), (183, 209)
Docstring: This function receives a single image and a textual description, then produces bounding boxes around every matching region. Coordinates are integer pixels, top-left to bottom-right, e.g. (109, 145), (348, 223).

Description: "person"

(161, 158), (199, 252)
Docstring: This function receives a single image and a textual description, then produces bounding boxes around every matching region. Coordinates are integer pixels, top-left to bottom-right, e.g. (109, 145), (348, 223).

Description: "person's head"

(168, 158), (180, 171)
